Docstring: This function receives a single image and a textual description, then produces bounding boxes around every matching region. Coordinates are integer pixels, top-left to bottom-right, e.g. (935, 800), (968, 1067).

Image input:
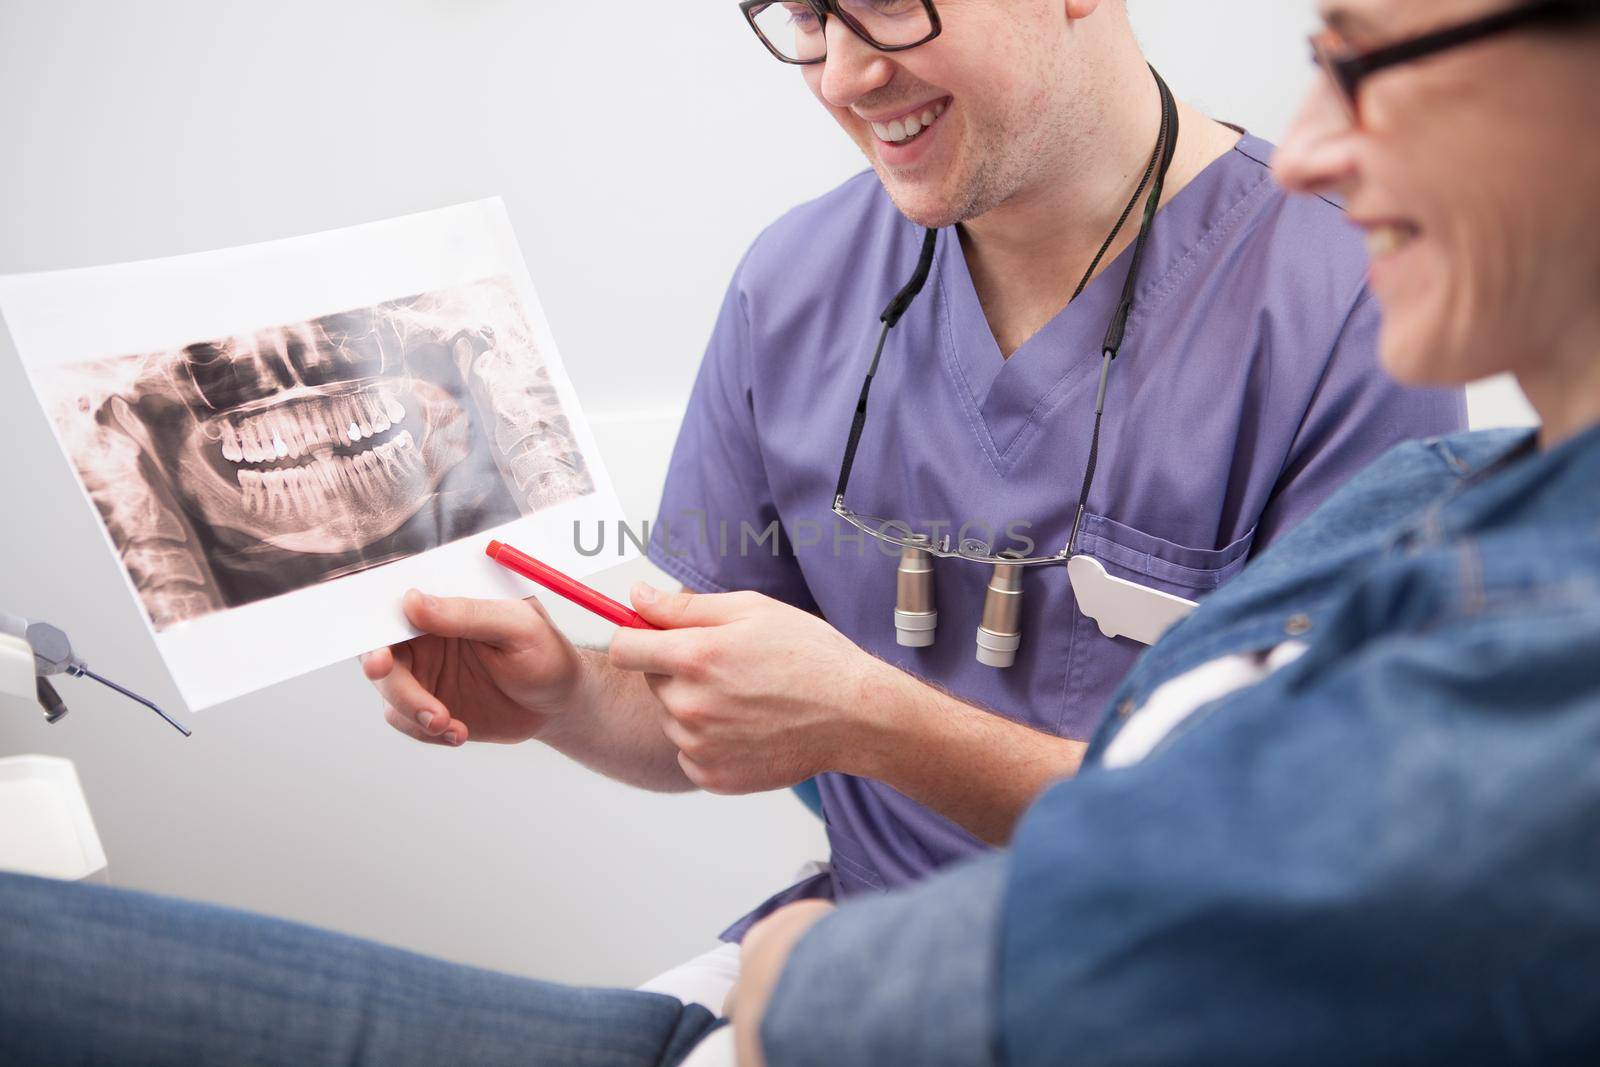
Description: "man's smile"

(858, 96), (950, 146)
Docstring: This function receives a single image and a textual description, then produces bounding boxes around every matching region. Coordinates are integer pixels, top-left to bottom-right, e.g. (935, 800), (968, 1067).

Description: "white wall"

(0, 0), (1535, 988)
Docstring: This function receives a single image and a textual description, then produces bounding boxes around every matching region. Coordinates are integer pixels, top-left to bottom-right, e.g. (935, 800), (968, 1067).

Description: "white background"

(0, 0), (1535, 987)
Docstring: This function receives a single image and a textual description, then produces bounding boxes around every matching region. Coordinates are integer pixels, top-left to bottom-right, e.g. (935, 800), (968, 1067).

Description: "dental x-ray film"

(0, 200), (626, 710)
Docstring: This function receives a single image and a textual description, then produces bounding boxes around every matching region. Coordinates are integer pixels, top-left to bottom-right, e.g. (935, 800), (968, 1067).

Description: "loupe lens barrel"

(895, 541), (937, 647)
(976, 560), (1024, 668)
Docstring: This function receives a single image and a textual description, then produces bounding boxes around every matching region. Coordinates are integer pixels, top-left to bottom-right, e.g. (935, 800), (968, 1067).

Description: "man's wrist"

(529, 646), (607, 746)
(826, 662), (1087, 843)
(832, 656), (935, 781)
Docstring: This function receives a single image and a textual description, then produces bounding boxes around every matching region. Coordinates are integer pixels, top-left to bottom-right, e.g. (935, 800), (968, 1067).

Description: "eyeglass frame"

(739, 0), (943, 66)
(1311, 0), (1600, 119)
(827, 227), (1077, 566)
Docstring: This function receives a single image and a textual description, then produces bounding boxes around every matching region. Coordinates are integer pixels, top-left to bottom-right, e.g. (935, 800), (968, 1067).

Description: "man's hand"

(612, 583), (1085, 843)
(608, 585), (896, 794)
(360, 589), (588, 746)
(728, 901), (837, 1067)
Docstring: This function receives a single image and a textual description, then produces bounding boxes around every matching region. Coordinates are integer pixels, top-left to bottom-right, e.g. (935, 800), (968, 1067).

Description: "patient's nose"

(1275, 79), (1359, 201)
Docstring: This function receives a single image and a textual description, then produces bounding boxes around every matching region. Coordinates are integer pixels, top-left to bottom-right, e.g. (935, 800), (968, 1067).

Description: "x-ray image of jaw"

(40, 276), (594, 632)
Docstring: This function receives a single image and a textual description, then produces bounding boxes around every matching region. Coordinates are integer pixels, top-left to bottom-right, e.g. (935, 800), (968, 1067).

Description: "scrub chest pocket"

(1056, 512), (1257, 737)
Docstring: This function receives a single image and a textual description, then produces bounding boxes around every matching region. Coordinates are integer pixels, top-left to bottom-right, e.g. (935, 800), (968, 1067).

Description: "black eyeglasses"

(1312, 0), (1600, 120)
(740, 0), (942, 65)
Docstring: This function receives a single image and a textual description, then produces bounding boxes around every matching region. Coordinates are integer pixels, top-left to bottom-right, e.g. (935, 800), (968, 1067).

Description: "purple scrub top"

(648, 134), (1467, 934)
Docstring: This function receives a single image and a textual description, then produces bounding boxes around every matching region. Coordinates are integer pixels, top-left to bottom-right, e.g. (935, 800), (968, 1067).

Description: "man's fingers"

(383, 705), (463, 747)
(677, 749), (713, 791)
(363, 643), (415, 681)
(384, 705), (440, 744)
(609, 627), (709, 677)
(371, 656), (452, 736)
(403, 589), (539, 647)
(628, 584), (754, 630)
(360, 647), (394, 680)
(655, 704), (696, 756)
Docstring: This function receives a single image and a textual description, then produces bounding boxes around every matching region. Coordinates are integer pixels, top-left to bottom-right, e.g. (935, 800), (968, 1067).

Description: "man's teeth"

(871, 101), (946, 145)
(221, 389), (408, 464)
(236, 431), (421, 517)
(1365, 224), (1418, 259)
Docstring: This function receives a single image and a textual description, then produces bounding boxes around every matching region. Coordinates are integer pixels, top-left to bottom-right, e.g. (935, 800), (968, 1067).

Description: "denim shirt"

(765, 426), (1600, 1066)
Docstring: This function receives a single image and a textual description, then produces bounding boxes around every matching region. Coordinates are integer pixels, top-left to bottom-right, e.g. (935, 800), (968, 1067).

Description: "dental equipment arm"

(0, 613), (189, 736)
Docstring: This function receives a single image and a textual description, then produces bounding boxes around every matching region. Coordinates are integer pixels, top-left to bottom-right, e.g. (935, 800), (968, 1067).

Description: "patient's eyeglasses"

(1311, 0), (1600, 121)
(740, 0), (941, 65)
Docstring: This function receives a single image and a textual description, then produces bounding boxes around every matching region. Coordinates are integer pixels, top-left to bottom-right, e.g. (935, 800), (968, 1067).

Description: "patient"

(3, 0), (1598, 1063)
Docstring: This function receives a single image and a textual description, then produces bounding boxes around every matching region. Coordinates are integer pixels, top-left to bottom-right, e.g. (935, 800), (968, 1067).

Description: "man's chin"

(876, 178), (967, 230)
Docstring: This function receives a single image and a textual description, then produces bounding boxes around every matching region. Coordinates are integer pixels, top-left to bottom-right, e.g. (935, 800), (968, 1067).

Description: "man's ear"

(1065, 0), (1105, 21)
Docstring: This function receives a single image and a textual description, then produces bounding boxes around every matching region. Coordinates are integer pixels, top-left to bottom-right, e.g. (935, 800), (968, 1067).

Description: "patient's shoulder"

(1346, 428), (1530, 498)
(1290, 429), (1527, 538)
(1424, 427), (1535, 473)
(1216, 429), (1533, 605)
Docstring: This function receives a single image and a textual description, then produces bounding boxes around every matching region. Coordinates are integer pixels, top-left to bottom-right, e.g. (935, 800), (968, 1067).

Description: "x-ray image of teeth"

(33, 276), (593, 631)
(1, 200), (624, 711)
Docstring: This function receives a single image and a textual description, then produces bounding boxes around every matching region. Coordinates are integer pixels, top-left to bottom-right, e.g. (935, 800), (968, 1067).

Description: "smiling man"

(364, 0), (1464, 1009)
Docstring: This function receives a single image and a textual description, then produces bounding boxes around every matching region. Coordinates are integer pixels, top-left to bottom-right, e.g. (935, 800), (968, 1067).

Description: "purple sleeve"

(647, 253), (820, 611)
(1255, 290), (1468, 549)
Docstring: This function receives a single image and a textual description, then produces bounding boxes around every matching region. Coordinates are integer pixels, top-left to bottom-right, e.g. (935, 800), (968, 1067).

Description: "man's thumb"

(629, 584), (733, 629)
(404, 589), (534, 645)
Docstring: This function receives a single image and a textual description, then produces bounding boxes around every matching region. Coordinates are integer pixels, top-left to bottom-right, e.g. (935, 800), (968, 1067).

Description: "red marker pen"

(485, 540), (659, 630)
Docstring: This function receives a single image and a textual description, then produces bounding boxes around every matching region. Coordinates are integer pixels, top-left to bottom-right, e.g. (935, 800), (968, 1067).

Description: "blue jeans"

(0, 872), (719, 1065)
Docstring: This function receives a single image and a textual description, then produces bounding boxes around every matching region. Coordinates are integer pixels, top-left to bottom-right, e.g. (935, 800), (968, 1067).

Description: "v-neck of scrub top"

(934, 132), (1274, 474)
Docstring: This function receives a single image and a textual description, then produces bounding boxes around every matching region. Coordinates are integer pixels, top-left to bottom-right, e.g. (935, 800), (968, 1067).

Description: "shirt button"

(1285, 613), (1313, 637)
(1116, 699), (1136, 718)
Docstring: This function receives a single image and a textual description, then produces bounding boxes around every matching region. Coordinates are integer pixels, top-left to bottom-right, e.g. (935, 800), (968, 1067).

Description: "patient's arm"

(751, 599), (1600, 1067)
(734, 856), (1008, 1067)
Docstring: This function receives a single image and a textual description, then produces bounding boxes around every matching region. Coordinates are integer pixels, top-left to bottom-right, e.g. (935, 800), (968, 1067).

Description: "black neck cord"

(1067, 68), (1179, 553)
(1072, 84), (1168, 304)
(834, 67), (1181, 555)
